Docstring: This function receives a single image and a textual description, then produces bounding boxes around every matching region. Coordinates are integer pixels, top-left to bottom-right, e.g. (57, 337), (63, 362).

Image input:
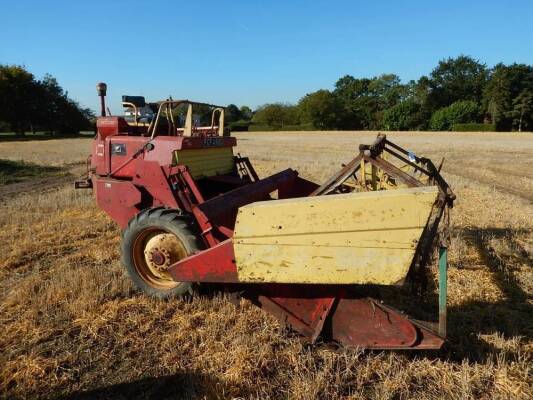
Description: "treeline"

(2, 57), (531, 135)
(0, 65), (94, 135)
(227, 56), (533, 132)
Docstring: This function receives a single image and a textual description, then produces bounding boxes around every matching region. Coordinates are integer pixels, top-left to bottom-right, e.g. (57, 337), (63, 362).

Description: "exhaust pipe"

(96, 82), (107, 117)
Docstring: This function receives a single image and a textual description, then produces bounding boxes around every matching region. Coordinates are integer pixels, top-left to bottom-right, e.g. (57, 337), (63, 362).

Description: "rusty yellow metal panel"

(174, 147), (234, 178)
(233, 186), (439, 285)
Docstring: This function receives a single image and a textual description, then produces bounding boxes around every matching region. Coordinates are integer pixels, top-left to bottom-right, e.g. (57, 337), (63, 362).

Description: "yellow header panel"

(174, 147), (234, 179)
(233, 187), (439, 285)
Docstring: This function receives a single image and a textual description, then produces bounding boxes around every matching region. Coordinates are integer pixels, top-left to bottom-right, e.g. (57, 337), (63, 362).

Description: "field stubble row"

(0, 131), (531, 399)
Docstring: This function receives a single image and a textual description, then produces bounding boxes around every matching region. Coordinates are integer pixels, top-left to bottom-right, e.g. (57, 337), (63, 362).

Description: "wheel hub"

(151, 250), (166, 267)
(143, 233), (187, 277)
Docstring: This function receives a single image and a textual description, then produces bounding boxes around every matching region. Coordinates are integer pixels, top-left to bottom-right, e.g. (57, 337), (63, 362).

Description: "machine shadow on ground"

(0, 159), (65, 184)
(438, 227), (532, 363)
(55, 371), (226, 400)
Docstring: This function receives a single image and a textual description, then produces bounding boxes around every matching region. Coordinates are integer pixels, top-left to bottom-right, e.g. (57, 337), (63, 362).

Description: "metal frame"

(312, 134), (455, 204)
(149, 100), (226, 139)
(439, 246), (448, 337)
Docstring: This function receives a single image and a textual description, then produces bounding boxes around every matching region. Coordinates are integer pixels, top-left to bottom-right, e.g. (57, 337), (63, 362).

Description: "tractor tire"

(121, 207), (204, 299)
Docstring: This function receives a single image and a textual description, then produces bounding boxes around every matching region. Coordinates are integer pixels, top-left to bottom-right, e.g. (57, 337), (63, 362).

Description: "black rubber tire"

(121, 207), (203, 299)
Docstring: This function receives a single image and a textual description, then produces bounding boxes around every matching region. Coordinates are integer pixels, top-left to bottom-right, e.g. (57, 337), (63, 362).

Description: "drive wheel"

(121, 207), (203, 299)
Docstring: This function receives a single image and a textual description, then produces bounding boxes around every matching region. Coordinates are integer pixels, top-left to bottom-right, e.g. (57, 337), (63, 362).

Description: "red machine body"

(88, 116), (238, 228)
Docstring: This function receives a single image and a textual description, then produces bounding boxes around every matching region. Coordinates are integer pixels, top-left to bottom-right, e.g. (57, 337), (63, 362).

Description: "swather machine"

(76, 83), (455, 349)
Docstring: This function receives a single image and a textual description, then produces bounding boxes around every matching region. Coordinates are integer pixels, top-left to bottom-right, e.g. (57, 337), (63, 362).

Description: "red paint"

(96, 116), (130, 139)
(88, 116), (240, 228)
(329, 299), (444, 349)
(93, 178), (141, 229)
(278, 176), (320, 198)
(198, 169), (297, 222)
(255, 295), (336, 339)
(243, 287), (444, 349)
(168, 240), (239, 283)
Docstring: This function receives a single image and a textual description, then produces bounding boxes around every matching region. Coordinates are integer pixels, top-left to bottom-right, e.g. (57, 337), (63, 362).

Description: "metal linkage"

(381, 137), (455, 206)
(235, 154), (259, 182)
(439, 246), (448, 338)
(312, 134), (455, 208)
(309, 153), (362, 196)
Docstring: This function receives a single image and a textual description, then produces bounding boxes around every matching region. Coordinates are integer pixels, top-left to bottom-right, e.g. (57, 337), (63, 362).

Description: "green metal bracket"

(438, 246), (448, 337)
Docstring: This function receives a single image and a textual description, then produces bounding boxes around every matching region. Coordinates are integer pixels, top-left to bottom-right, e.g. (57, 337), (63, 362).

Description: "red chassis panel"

(168, 240), (238, 283)
(92, 121), (236, 176)
(93, 161), (180, 229)
(94, 178), (141, 228)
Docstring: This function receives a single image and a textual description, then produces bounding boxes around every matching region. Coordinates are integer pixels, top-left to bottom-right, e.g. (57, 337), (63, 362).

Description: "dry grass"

(0, 137), (92, 166)
(0, 131), (532, 399)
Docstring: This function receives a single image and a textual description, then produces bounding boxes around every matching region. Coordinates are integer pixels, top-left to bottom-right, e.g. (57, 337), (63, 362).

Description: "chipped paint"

(233, 187), (439, 284)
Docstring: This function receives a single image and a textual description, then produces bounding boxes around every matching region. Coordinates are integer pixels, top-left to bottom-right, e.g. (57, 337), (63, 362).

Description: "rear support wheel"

(121, 207), (203, 299)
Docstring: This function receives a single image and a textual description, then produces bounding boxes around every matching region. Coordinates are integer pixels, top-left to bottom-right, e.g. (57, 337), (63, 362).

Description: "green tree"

(225, 104), (241, 123)
(482, 63), (533, 130)
(427, 55), (488, 111)
(39, 74), (65, 132)
(369, 74), (406, 109)
(0, 65), (92, 135)
(382, 99), (422, 131)
(406, 77), (433, 129)
(252, 103), (298, 128)
(369, 74), (407, 128)
(242, 57), (533, 132)
(333, 74), (406, 129)
(40, 74), (93, 134)
(239, 105), (253, 121)
(0, 65), (39, 135)
(510, 90), (533, 131)
(226, 105), (253, 131)
(333, 75), (373, 129)
(429, 100), (479, 131)
(298, 90), (342, 129)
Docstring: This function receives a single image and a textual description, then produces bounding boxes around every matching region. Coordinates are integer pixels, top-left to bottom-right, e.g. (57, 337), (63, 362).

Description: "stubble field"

(0, 131), (532, 399)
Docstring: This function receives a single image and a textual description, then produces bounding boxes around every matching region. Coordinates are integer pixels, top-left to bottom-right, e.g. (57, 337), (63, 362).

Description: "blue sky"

(1, 0), (532, 113)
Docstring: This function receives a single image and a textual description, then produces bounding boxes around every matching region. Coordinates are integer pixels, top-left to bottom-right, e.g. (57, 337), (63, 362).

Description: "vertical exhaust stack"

(96, 82), (107, 117)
